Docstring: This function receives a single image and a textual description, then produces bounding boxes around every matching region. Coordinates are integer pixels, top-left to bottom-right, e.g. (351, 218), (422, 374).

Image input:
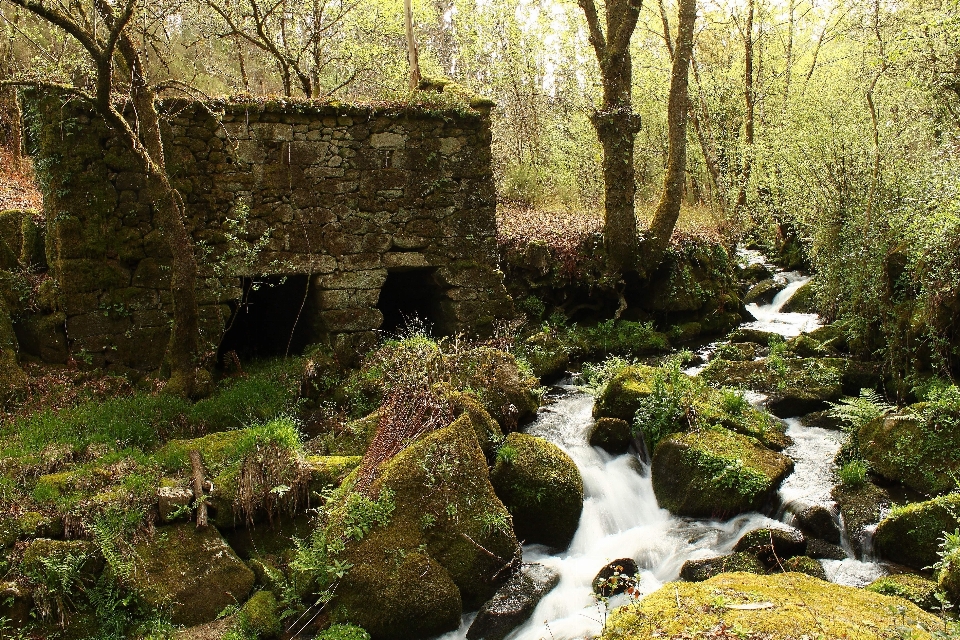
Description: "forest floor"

(0, 149), (41, 210)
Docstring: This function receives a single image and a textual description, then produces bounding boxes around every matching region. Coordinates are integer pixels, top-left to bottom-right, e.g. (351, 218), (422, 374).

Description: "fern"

(828, 388), (894, 433)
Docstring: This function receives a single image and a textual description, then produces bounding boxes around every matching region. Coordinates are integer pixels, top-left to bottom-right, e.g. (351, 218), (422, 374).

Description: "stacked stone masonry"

(24, 93), (512, 371)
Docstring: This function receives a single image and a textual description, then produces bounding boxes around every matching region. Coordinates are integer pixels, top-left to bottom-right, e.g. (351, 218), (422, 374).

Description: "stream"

(438, 258), (889, 640)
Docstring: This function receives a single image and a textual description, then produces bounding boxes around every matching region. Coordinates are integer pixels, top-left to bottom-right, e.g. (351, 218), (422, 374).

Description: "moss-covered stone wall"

(22, 92), (512, 372)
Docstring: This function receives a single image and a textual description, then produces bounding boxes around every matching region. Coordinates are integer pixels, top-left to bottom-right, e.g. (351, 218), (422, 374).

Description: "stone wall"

(23, 92), (512, 372)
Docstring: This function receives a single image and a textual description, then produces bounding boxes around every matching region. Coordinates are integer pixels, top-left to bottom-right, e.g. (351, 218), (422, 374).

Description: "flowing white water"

(437, 261), (887, 640)
(743, 272), (821, 337)
(438, 389), (784, 640)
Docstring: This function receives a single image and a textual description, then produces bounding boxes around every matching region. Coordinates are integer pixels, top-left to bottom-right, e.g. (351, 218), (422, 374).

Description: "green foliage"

(340, 489), (396, 542)
(316, 624), (371, 640)
(838, 460), (869, 488)
(830, 389), (894, 432)
(679, 434), (771, 501)
(495, 443), (517, 465)
(580, 356), (634, 392)
(633, 359), (694, 451)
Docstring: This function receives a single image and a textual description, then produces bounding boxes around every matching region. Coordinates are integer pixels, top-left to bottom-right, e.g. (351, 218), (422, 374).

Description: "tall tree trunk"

(118, 37), (201, 395)
(404, 0), (422, 91)
(579, 0), (642, 272)
(639, 0), (696, 275)
(737, 0), (755, 211)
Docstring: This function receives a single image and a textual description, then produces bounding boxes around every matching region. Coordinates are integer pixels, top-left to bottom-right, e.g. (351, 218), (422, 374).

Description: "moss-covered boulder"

(133, 523), (255, 626)
(874, 494), (960, 570)
(679, 553), (765, 582)
(728, 328), (781, 345)
(305, 455), (362, 496)
(733, 527), (806, 566)
(808, 324), (849, 352)
(458, 347), (540, 428)
(805, 538), (847, 560)
(651, 428), (793, 518)
(602, 572), (942, 639)
(441, 388), (504, 456)
(491, 432), (583, 549)
(832, 482), (890, 556)
(859, 409), (960, 496)
(21, 538), (103, 581)
(938, 548), (960, 606)
(328, 414), (519, 639)
(787, 333), (833, 358)
(711, 341), (761, 362)
(867, 574), (941, 612)
(780, 280), (818, 313)
(744, 279), (785, 305)
(779, 556), (827, 580)
(592, 365), (657, 422)
(240, 590), (281, 638)
(521, 330), (569, 381)
(589, 417), (632, 454)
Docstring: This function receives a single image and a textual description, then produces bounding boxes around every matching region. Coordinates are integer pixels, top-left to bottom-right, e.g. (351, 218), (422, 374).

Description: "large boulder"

(133, 523), (255, 626)
(603, 572), (942, 639)
(744, 279), (785, 305)
(327, 414), (519, 639)
(874, 494), (960, 571)
(780, 280), (818, 313)
(679, 553), (765, 582)
(831, 482), (890, 557)
(588, 417), (632, 455)
(791, 504), (842, 544)
(780, 556), (827, 580)
(467, 563), (560, 640)
(592, 365), (657, 422)
(733, 527), (807, 566)
(859, 409), (960, 496)
(491, 433), (583, 549)
(651, 428), (793, 518)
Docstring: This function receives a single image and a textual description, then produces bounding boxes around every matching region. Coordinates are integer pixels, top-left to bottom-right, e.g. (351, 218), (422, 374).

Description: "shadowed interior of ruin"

(218, 275), (313, 362)
(377, 268), (446, 335)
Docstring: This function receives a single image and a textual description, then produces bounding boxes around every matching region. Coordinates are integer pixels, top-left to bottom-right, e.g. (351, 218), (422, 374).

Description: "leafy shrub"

(580, 355), (633, 392)
(633, 360), (694, 451)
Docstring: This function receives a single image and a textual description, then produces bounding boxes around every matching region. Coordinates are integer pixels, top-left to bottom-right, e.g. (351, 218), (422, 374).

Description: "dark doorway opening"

(376, 268), (446, 335)
(218, 275), (313, 363)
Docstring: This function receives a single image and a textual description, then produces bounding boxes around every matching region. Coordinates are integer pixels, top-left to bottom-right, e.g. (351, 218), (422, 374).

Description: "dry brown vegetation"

(0, 149), (41, 211)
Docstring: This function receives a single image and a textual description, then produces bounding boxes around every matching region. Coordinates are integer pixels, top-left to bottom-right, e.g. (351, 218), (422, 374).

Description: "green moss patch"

(651, 428), (793, 518)
(874, 494), (960, 570)
(603, 572), (942, 639)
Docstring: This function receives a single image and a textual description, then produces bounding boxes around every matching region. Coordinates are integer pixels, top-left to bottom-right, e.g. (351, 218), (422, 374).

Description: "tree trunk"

(118, 37), (201, 395)
(639, 0), (696, 275)
(594, 48), (641, 270)
(404, 0), (422, 91)
(737, 0), (755, 211)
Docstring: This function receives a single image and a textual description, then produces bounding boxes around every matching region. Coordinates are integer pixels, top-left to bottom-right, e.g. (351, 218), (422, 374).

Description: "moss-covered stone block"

(603, 572), (942, 639)
(867, 574), (941, 612)
(592, 365), (658, 422)
(651, 428), (793, 518)
(328, 414), (518, 639)
(859, 409), (960, 496)
(490, 432), (583, 549)
(874, 494), (960, 570)
(589, 417), (632, 454)
(134, 522), (255, 626)
(241, 590), (281, 638)
(679, 553), (765, 582)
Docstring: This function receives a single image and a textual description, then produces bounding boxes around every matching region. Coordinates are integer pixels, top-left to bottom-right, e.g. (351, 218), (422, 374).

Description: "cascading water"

(438, 260), (888, 640)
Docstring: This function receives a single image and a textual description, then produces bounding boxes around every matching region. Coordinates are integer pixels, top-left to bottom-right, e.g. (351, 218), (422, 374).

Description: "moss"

(519, 330), (569, 381)
(832, 482), (891, 552)
(306, 456), (362, 496)
(20, 538), (103, 580)
(874, 494), (960, 570)
(666, 321), (702, 343)
(859, 408), (960, 496)
(328, 415), (518, 638)
(712, 342), (760, 362)
(938, 549), (960, 605)
(603, 572), (942, 639)
(733, 528), (806, 565)
(490, 432), (583, 549)
(651, 428), (793, 518)
(679, 553), (765, 582)
(780, 555), (827, 580)
(592, 365), (658, 422)
(240, 590), (281, 638)
(134, 522), (255, 626)
(440, 387), (504, 456)
(0, 296), (26, 405)
(780, 280), (818, 313)
(867, 574), (941, 611)
(317, 624), (371, 640)
(589, 417), (632, 454)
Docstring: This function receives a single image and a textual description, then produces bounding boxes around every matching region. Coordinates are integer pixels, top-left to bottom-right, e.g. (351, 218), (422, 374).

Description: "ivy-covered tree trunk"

(579, 0), (642, 272)
(640, 0), (697, 275)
